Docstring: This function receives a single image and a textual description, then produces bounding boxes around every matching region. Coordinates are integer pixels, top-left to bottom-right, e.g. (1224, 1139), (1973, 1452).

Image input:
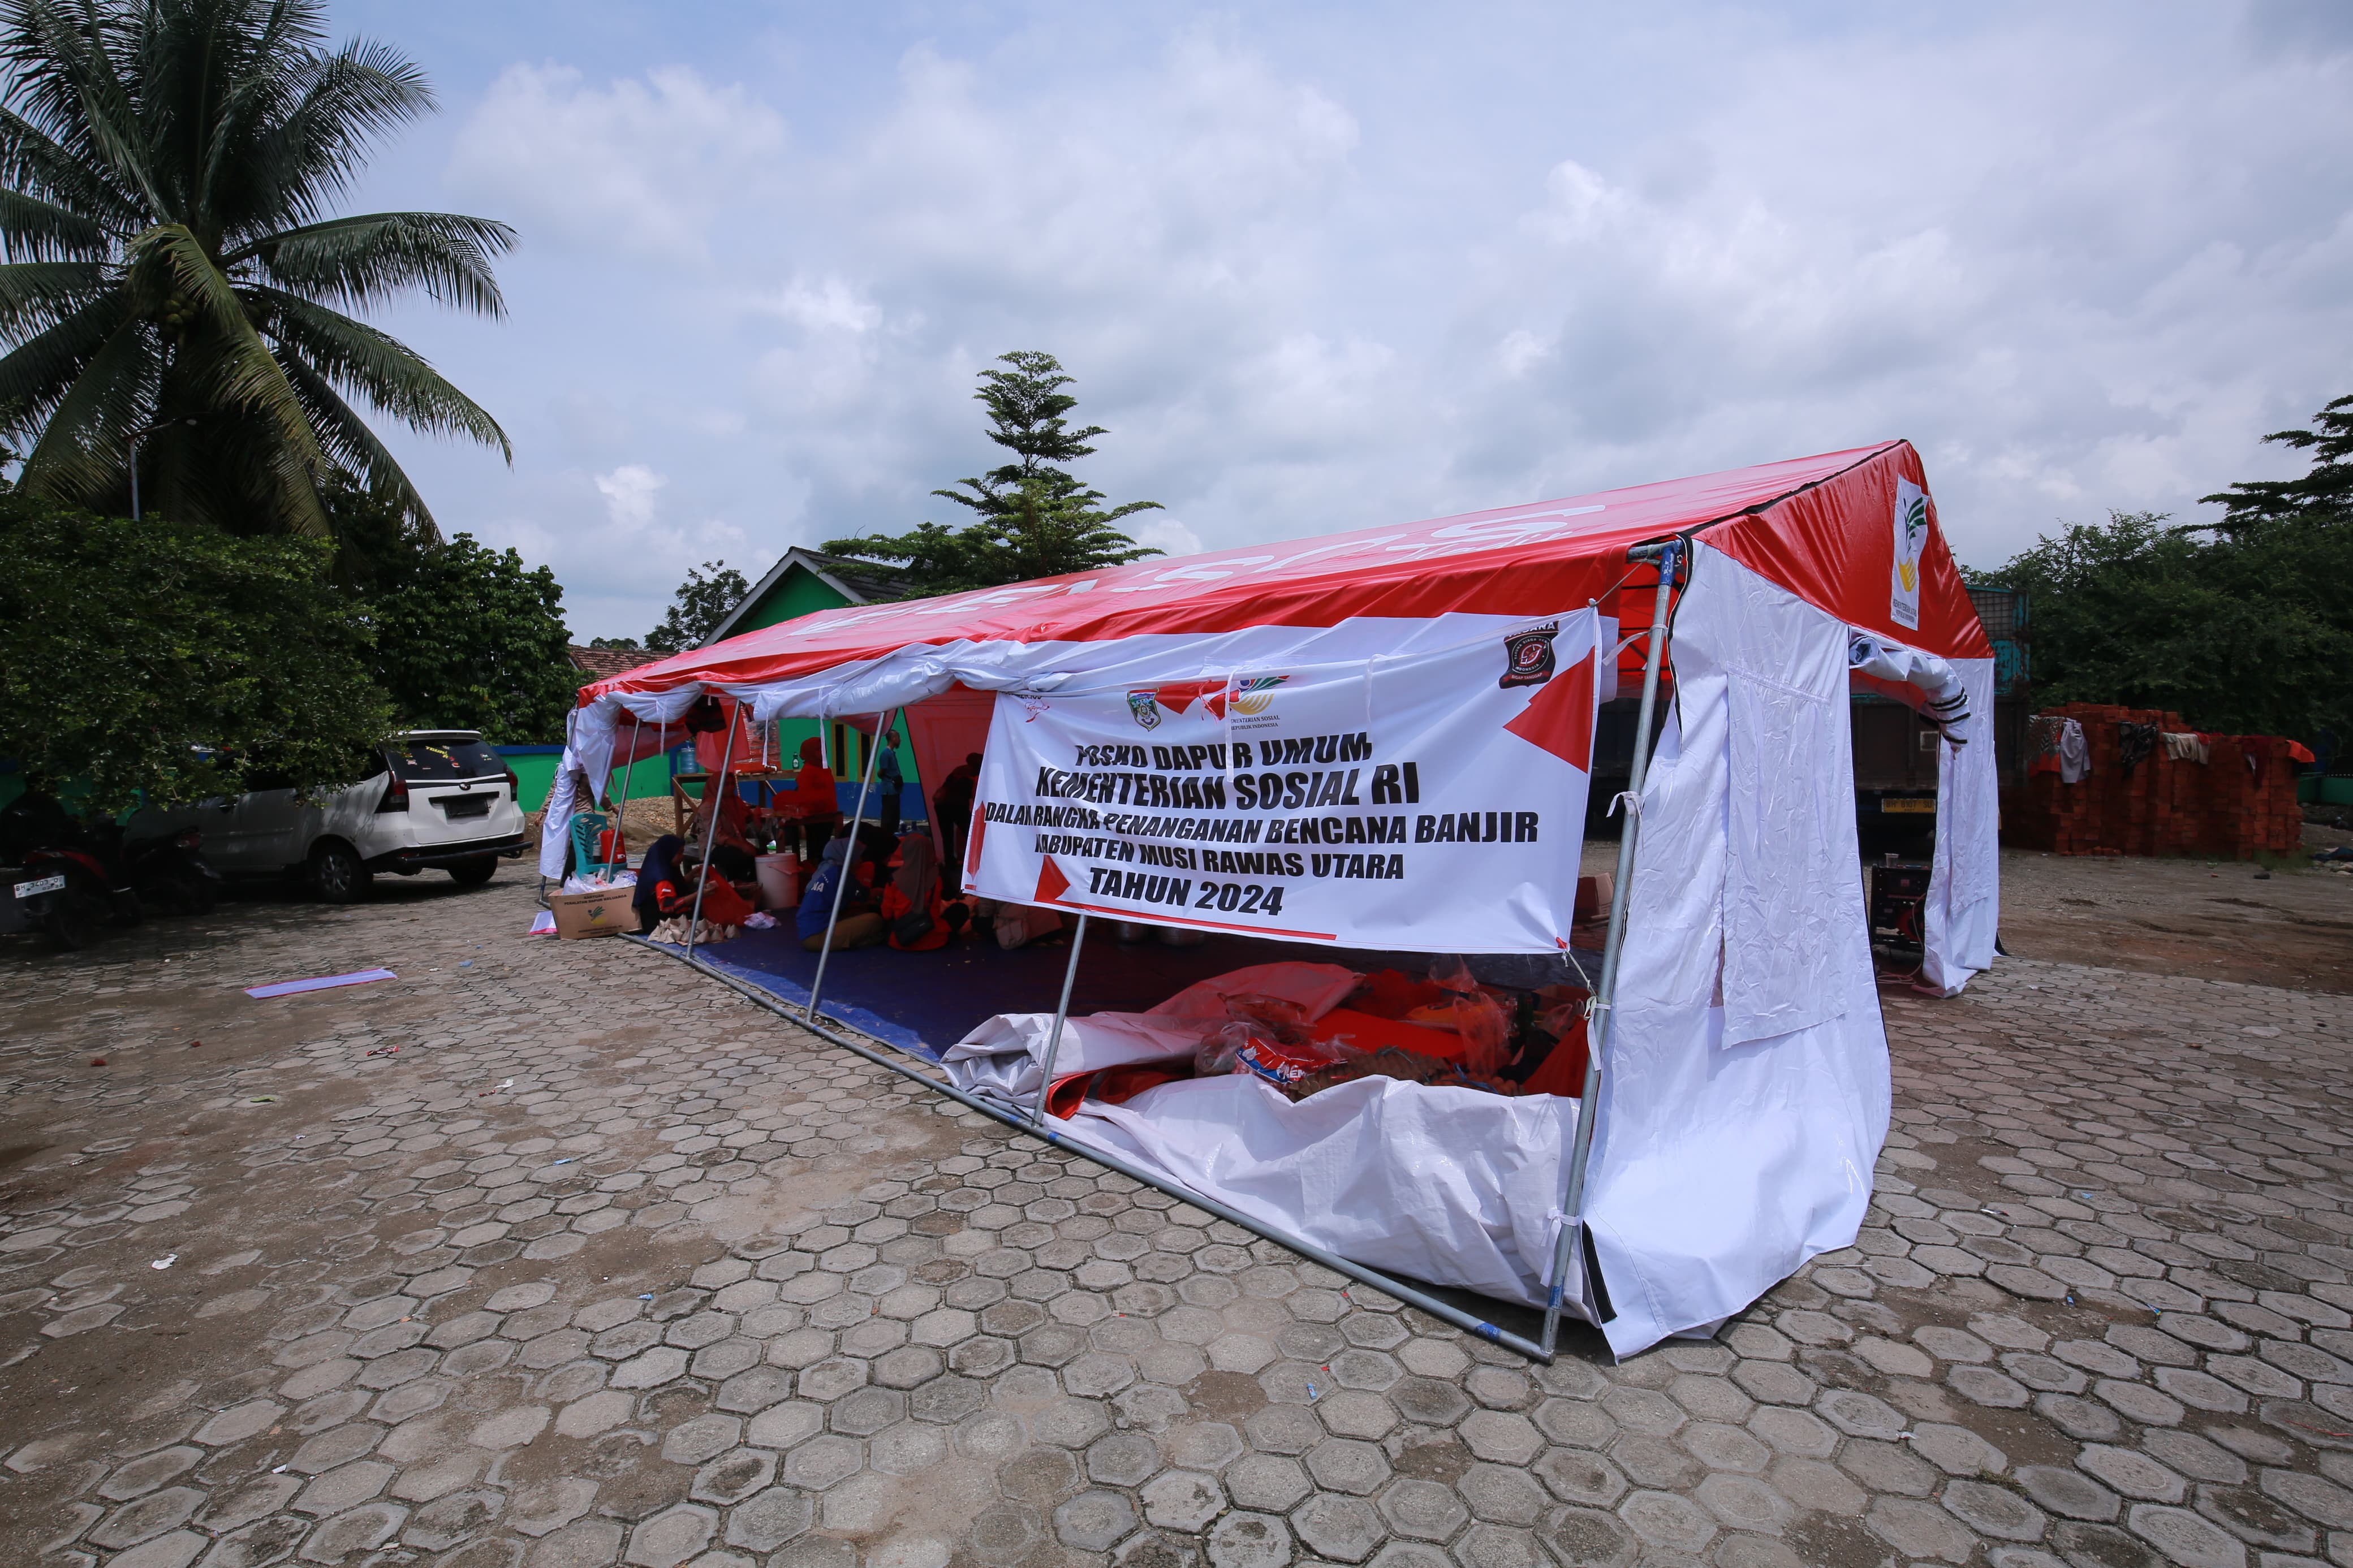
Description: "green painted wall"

(736, 563), (857, 633)
(723, 562), (922, 798)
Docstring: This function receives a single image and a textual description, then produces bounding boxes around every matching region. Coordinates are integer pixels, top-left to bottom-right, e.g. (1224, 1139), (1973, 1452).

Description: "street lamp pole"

(125, 418), (195, 521)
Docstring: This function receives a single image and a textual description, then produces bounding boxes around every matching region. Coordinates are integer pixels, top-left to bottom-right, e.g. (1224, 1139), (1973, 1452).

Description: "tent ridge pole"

(683, 690), (736, 962)
(1542, 538), (1682, 1355)
(1029, 913), (1092, 1126)
(807, 706), (898, 1024)
(624, 932), (1554, 1362)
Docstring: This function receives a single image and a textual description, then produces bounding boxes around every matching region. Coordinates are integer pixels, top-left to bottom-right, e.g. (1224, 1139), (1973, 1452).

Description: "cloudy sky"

(331, 0), (2353, 643)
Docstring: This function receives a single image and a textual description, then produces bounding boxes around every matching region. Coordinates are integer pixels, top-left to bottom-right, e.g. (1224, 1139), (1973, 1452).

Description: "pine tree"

(825, 352), (1162, 595)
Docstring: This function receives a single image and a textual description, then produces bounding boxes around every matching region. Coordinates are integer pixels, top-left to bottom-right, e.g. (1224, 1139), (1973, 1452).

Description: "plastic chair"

(568, 810), (623, 879)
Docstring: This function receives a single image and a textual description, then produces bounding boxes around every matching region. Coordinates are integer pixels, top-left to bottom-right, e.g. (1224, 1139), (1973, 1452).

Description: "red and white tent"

(560, 440), (1998, 1355)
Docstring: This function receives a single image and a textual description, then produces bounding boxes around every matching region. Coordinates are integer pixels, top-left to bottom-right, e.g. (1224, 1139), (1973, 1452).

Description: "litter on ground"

(244, 968), (398, 999)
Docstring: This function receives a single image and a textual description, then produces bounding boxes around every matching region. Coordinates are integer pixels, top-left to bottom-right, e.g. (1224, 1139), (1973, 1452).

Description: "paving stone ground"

(3, 871), (2352, 1568)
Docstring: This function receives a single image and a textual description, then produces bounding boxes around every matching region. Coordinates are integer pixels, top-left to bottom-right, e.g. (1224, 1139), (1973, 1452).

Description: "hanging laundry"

(2027, 715), (2065, 777)
(2119, 722), (2158, 777)
(2160, 732), (2209, 765)
(2056, 719), (2089, 783)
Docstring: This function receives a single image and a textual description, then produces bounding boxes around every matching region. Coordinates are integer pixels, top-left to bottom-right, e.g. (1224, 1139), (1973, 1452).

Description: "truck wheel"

(449, 857), (498, 887)
(309, 841), (370, 904)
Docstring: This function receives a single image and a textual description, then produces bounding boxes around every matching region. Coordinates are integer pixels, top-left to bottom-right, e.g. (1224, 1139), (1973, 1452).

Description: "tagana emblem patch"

(1127, 690), (1161, 729)
(1500, 623), (1558, 689)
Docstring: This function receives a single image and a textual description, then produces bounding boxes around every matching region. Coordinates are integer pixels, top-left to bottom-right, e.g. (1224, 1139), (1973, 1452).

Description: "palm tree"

(0, 0), (511, 538)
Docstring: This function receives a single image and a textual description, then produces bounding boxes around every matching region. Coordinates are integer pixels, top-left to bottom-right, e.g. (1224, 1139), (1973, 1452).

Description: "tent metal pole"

(627, 931), (1555, 1361)
(1028, 912), (1092, 1126)
(807, 706), (898, 1024)
(613, 717), (642, 863)
(1541, 538), (1682, 1356)
(684, 695), (739, 962)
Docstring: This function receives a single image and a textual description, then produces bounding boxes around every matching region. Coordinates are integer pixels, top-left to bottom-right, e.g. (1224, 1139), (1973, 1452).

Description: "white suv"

(140, 731), (528, 902)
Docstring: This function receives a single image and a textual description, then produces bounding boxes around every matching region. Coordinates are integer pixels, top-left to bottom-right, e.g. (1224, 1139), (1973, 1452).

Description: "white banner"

(965, 611), (1604, 952)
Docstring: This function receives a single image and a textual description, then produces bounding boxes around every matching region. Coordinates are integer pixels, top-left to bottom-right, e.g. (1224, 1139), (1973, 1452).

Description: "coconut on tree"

(0, 0), (512, 538)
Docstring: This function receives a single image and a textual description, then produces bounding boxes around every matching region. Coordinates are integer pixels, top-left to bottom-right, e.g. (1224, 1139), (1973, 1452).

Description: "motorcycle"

(1, 793), (221, 950)
(127, 824), (222, 915)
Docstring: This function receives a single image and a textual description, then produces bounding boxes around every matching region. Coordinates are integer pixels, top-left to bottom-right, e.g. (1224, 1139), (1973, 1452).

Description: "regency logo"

(1126, 690), (1162, 729)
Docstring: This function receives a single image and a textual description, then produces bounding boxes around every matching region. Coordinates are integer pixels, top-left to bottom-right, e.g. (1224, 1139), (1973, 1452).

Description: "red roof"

(568, 645), (660, 688)
(583, 442), (1990, 702)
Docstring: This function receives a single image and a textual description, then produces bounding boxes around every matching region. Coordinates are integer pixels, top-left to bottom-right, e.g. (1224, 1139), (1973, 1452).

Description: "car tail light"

(378, 774), (410, 813)
(174, 828), (202, 849)
(502, 767), (519, 798)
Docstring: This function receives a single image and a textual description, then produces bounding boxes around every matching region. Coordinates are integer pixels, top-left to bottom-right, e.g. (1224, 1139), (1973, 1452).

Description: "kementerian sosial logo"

(1229, 675), (1288, 716)
(1890, 477), (1927, 630)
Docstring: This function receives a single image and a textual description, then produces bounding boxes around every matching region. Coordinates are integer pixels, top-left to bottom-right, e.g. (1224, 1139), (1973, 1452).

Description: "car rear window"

(389, 738), (503, 781)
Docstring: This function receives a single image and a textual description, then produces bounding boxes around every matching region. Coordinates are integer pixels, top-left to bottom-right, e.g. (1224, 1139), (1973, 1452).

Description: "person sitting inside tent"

(798, 828), (885, 951)
(773, 736), (841, 861)
(636, 833), (756, 936)
(878, 832), (973, 951)
(632, 834), (687, 935)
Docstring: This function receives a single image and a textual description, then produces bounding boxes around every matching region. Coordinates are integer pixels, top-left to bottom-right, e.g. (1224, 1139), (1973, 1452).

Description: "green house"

(702, 549), (908, 783)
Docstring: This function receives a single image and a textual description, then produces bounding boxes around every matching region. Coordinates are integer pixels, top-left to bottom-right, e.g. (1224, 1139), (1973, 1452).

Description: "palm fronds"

(0, 0), (509, 535)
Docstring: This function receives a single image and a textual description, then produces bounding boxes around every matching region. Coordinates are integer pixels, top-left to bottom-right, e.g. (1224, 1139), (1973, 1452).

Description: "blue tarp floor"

(651, 923), (1602, 1065)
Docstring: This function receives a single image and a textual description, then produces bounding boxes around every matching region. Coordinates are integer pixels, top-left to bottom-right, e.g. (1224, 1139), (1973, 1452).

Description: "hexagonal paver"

(1378, 1478), (1470, 1541)
(1208, 1510), (1295, 1568)
(725, 1486), (816, 1553)
(1616, 1490), (1716, 1555)
(1307, 1438), (1393, 1497)
(1141, 1469), (1225, 1532)
(1460, 1410), (1543, 1466)
(1227, 1452), (1312, 1513)
(1056, 1488), (1140, 1552)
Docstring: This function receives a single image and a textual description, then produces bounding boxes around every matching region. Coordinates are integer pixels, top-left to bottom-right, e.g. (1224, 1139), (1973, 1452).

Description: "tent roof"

(584, 440), (1988, 703)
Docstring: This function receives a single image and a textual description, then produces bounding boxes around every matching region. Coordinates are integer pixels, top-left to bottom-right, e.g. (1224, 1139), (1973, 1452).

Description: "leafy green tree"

(646, 560), (747, 652)
(312, 473), (572, 741)
(1972, 509), (2353, 739)
(825, 351), (1162, 594)
(0, 0), (512, 539)
(368, 533), (575, 742)
(2200, 394), (2353, 534)
(588, 635), (640, 650)
(0, 491), (389, 812)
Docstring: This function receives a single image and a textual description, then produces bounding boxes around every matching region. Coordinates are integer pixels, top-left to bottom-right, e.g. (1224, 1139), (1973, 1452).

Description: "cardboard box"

(549, 887), (631, 939)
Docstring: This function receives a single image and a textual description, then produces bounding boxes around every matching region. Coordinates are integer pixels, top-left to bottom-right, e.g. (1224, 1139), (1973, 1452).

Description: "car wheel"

(309, 841), (369, 904)
(449, 856), (498, 888)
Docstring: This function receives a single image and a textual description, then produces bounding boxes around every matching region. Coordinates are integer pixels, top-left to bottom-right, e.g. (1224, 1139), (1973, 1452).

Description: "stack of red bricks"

(2000, 702), (2304, 859)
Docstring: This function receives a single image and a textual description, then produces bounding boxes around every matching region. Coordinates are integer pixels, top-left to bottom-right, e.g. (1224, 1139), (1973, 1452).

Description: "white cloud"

(593, 463), (665, 529)
(446, 63), (788, 264)
(370, 4), (2353, 640)
(1132, 516), (1205, 559)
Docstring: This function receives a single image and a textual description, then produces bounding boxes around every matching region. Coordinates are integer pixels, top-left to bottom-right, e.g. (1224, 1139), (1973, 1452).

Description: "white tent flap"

(1583, 542), (1891, 1355)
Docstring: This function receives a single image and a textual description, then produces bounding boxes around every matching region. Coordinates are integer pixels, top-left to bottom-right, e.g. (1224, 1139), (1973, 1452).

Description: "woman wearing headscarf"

(880, 832), (971, 951)
(632, 835), (687, 935)
(796, 832), (885, 951)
